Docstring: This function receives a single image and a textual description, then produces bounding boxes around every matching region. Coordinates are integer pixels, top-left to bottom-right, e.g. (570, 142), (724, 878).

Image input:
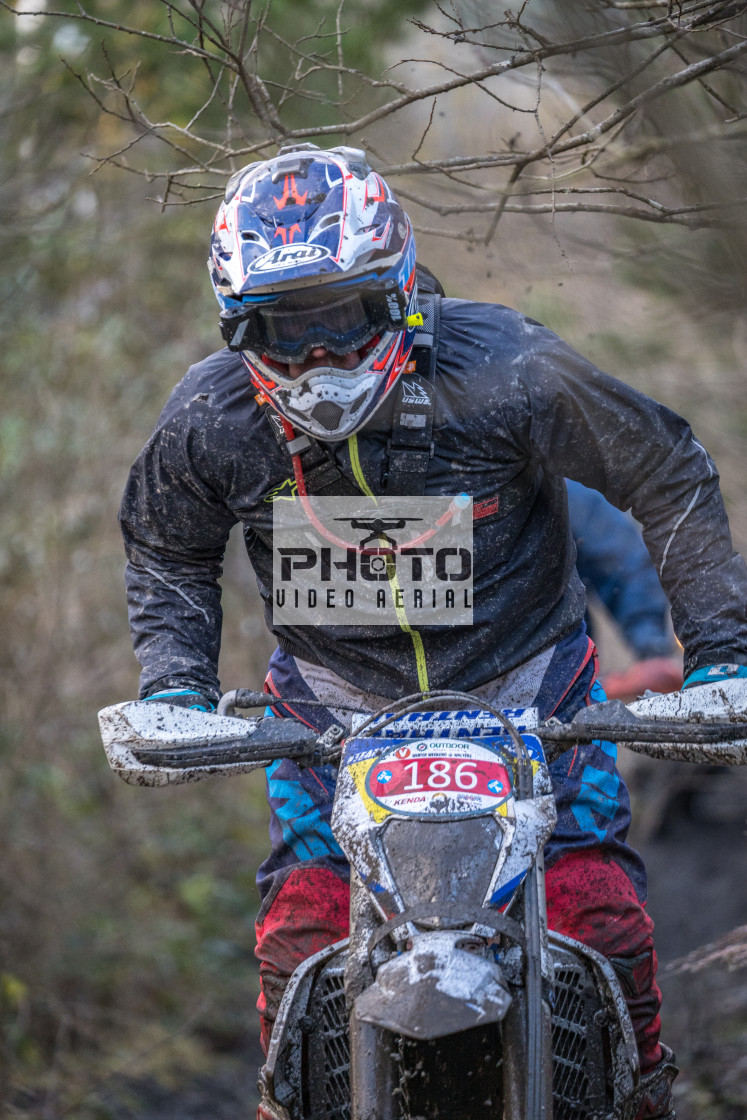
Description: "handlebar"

(98, 678), (747, 786)
(539, 697), (747, 764)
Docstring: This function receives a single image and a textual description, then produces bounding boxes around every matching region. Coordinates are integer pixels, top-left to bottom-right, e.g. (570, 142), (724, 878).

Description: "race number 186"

(403, 759), (483, 791)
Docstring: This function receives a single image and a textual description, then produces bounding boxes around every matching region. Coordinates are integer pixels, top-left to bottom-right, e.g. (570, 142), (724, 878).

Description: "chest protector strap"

(384, 291), (440, 496)
(262, 402), (360, 496)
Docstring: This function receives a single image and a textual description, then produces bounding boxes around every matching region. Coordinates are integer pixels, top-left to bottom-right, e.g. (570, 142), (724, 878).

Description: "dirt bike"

(98, 678), (747, 1120)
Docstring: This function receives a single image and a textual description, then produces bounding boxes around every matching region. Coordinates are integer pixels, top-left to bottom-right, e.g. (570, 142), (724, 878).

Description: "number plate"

(364, 738), (514, 818)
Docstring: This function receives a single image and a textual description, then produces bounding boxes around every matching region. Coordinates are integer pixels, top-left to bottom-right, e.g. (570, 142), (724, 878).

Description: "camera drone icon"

(333, 516), (423, 553)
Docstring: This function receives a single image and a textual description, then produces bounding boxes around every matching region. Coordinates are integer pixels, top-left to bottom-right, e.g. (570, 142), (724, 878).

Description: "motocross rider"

(120, 143), (747, 1120)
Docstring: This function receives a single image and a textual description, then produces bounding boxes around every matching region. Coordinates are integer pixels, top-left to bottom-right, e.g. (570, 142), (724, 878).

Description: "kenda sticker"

(364, 738), (514, 818)
(272, 494), (473, 626)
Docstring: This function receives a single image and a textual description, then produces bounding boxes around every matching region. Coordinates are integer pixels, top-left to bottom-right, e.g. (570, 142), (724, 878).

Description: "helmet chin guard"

(242, 325), (415, 440)
(209, 143), (419, 440)
(278, 370), (382, 439)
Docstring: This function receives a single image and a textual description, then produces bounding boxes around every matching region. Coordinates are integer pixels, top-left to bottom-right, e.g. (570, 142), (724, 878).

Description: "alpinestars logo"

(264, 478), (298, 503)
(401, 380), (430, 406)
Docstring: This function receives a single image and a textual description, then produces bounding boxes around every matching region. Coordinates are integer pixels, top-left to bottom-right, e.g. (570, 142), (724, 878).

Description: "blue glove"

(143, 688), (217, 712)
(683, 664), (747, 689)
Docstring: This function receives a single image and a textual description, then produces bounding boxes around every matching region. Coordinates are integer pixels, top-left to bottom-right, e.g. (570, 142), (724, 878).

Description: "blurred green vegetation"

(0, 1), (433, 1113)
(0, 165), (270, 1117)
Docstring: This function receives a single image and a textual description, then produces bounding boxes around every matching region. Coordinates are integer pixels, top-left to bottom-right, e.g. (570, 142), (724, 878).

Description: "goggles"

(220, 281), (407, 363)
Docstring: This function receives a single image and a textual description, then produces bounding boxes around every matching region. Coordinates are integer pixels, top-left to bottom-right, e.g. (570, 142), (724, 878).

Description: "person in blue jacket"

(566, 480), (683, 700)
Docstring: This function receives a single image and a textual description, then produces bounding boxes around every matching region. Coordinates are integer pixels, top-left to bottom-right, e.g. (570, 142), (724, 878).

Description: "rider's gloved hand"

(682, 663), (747, 689)
(143, 688), (217, 712)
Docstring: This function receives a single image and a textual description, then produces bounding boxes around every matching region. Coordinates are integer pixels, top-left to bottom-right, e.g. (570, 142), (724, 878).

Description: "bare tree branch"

(0, 1), (240, 67)
(3, 0), (746, 245)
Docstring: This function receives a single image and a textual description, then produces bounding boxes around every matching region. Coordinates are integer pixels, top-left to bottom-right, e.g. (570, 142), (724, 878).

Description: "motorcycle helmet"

(208, 143), (419, 440)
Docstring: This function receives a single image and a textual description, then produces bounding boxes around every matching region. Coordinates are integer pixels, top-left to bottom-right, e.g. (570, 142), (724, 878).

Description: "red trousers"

(255, 849), (662, 1070)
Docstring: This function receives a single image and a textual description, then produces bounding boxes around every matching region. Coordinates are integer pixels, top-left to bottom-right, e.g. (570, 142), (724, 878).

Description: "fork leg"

(349, 1010), (396, 1120)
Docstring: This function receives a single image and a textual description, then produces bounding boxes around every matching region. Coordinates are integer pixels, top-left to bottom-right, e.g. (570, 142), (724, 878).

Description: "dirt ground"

(625, 757), (747, 1120)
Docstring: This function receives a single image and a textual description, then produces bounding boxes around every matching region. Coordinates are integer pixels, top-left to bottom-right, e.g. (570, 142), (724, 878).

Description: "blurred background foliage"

(1, 3), (436, 1115)
(1, 2), (746, 1117)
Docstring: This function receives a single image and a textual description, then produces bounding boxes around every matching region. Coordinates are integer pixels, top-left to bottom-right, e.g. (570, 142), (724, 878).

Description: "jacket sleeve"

(507, 328), (747, 678)
(565, 479), (674, 659)
(119, 404), (238, 701)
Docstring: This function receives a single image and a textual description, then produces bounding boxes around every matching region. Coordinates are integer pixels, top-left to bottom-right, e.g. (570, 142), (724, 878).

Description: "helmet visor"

(220, 282), (407, 362)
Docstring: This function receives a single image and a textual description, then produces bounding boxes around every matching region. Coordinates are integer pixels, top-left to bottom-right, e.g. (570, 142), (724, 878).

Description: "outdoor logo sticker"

(272, 495), (473, 626)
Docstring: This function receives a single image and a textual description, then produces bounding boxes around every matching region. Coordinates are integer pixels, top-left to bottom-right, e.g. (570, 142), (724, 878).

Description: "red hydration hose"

(279, 416), (467, 552)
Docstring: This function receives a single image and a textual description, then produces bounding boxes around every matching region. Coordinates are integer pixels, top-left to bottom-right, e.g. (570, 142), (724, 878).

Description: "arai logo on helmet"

(249, 244), (332, 273)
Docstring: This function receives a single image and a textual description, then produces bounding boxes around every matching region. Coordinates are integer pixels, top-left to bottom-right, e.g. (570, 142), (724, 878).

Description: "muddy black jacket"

(120, 297), (747, 700)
